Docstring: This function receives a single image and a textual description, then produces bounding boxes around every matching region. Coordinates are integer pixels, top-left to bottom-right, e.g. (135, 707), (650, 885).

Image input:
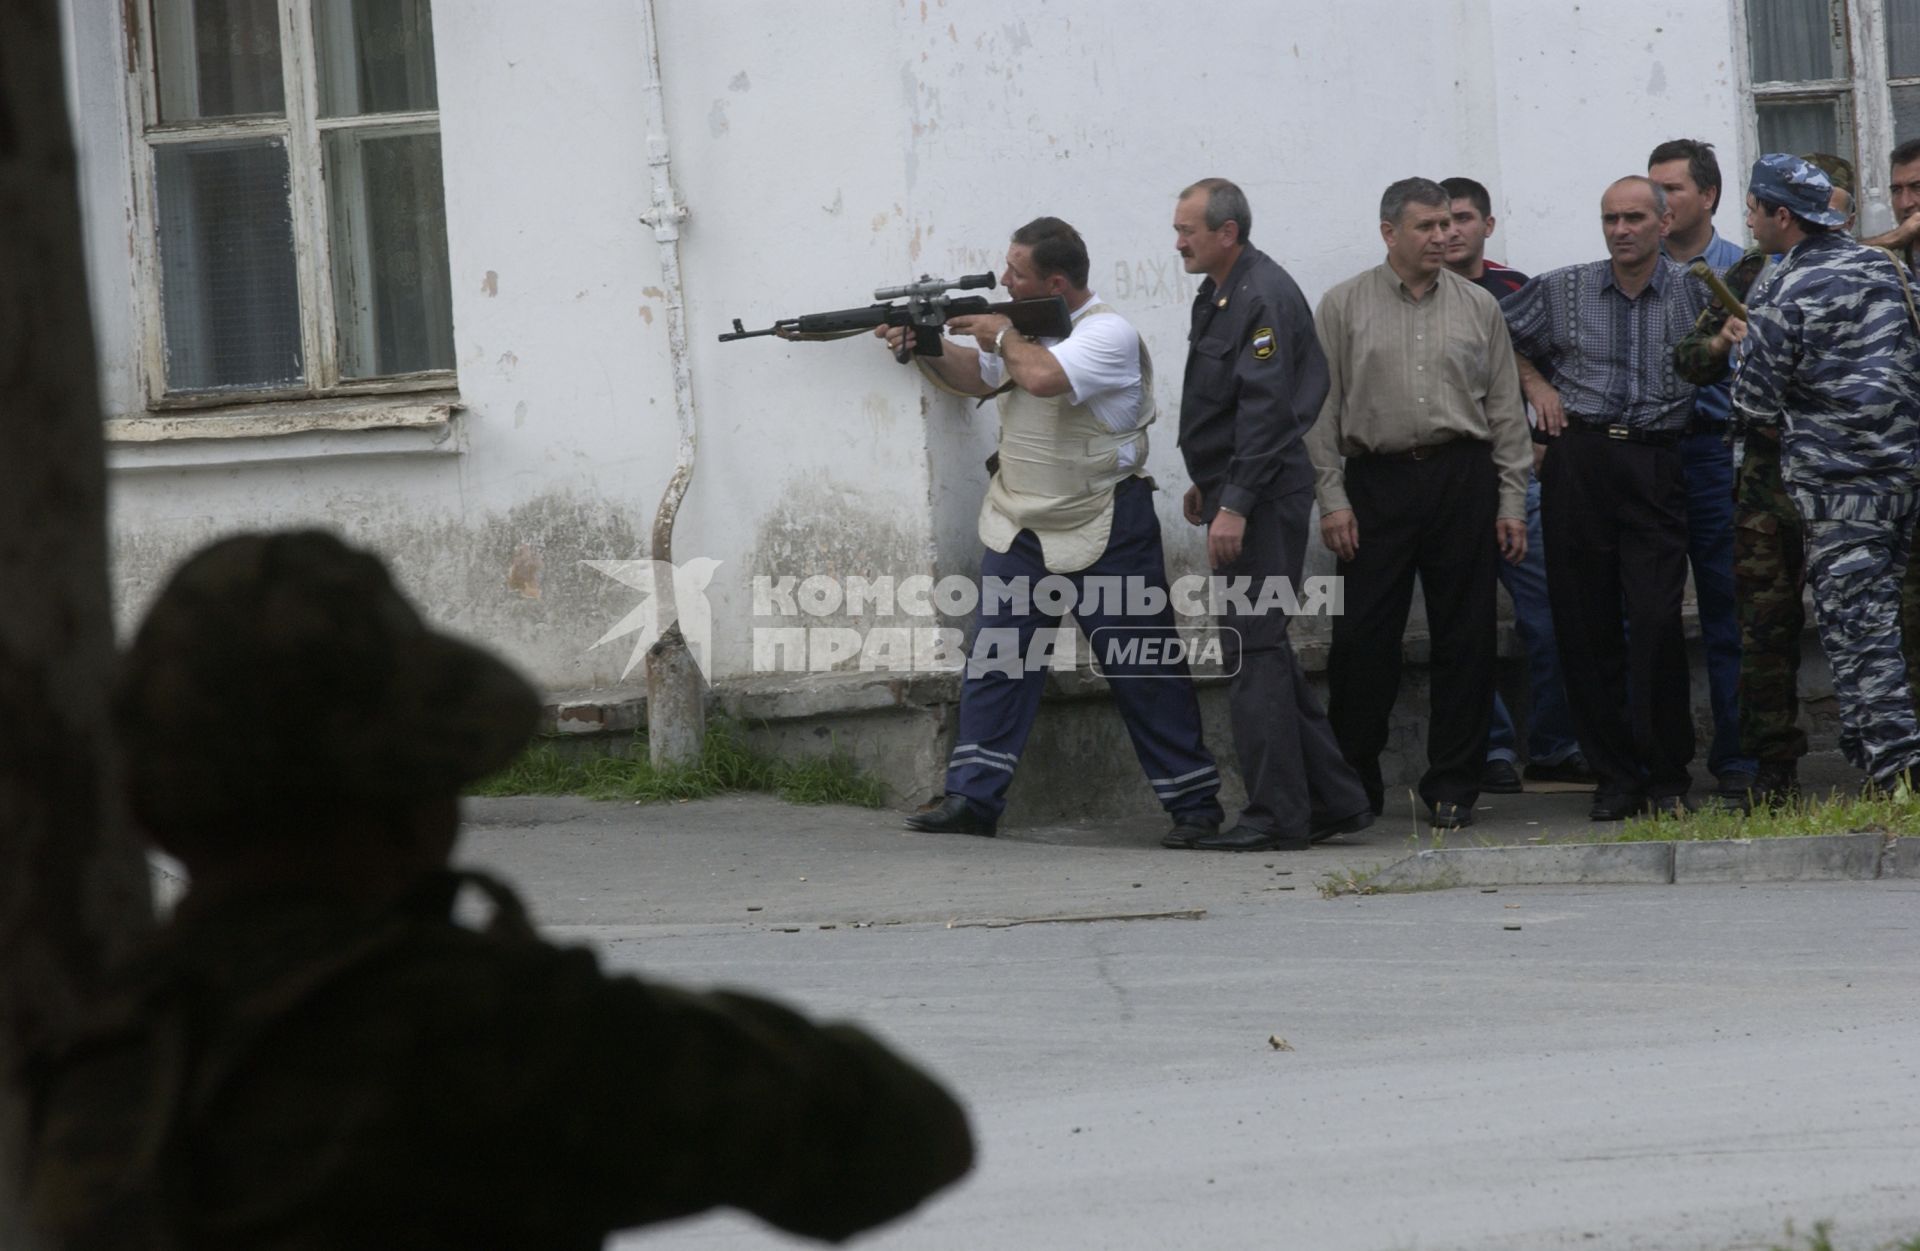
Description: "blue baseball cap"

(1747, 153), (1848, 227)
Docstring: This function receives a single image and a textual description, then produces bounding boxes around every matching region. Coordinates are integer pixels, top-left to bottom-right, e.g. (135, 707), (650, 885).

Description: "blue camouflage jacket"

(1731, 231), (1920, 519)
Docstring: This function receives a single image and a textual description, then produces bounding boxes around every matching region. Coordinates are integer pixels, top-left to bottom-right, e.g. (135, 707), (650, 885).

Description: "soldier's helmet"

(115, 530), (540, 854)
(1801, 152), (1856, 198)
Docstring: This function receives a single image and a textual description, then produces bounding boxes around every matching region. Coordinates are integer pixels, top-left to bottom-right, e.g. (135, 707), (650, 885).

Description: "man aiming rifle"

(847, 216), (1227, 845)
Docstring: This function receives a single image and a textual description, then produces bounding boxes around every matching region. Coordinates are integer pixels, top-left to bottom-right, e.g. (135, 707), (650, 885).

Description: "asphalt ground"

(438, 759), (1920, 1251)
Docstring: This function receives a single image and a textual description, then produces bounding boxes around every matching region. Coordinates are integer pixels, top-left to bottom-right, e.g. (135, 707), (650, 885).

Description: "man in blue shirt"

(1648, 139), (1755, 806)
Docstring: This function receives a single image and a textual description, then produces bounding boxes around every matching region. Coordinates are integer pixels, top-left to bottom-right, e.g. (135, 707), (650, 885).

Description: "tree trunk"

(0, 1), (157, 1244)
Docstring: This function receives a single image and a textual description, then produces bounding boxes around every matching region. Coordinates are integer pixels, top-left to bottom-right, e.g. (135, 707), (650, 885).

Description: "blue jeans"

(1682, 429), (1754, 778)
(1488, 477), (1582, 765)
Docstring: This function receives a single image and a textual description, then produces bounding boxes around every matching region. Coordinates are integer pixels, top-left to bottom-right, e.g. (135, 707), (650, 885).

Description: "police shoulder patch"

(1251, 327), (1277, 360)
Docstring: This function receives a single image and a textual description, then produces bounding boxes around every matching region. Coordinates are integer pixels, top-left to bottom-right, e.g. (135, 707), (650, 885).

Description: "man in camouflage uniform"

(1672, 153), (1868, 806)
(24, 531), (973, 1250)
(1724, 156), (1920, 790)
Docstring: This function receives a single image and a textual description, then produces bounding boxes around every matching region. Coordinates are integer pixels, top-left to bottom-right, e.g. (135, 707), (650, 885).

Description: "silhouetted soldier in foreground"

(24, 530), (973, 1250)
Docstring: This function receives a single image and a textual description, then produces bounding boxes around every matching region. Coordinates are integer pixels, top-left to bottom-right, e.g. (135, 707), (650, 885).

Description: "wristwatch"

(993, 326), (1012, 356)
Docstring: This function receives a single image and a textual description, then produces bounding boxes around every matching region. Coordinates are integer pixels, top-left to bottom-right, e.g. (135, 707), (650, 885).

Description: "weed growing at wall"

(470, 720), (886, 808)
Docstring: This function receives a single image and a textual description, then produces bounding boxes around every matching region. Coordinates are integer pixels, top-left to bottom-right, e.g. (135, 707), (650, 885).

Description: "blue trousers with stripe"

(947, 478), (1224, 822)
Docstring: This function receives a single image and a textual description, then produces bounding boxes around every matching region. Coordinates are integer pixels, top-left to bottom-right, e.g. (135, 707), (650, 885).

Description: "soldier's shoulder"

(1240, 248), (1306, 296)
(1234, 264), (1310, 332)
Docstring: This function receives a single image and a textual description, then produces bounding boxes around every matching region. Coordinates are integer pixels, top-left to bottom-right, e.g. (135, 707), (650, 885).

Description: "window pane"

(314, 0), (439, 118)
(1757, 99), (1841, 158)
(1895, 85), (1920, 147)
(154, 0), (285, 122)
(1892, 0), (1920, 79)
(1746, 0), (1839, 83)
(325, 128), (454, 378)
(154, 139), (304, 391)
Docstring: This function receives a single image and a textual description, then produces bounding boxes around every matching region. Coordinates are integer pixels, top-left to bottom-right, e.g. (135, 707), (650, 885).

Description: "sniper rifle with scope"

(718, 272), (1072, 363)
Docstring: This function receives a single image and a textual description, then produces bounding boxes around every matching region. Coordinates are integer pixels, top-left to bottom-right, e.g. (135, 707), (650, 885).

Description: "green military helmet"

(115, 530), (541, 853)
(1801, 151), (1855, 198)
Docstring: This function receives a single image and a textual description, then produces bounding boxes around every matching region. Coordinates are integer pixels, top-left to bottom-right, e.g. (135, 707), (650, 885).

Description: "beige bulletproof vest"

(978, 304), (1155, 573)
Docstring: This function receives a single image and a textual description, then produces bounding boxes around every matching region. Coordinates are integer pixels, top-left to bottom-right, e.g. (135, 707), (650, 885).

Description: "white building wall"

(1487, 0), (1749, 272)
(65, 0), (1745, 691)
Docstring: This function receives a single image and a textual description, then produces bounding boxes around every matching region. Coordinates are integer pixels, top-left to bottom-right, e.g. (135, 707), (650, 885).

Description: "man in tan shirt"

(1307, 176), (1531, 829)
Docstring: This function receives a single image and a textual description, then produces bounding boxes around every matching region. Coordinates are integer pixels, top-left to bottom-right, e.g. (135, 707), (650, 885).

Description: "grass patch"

(1614, 779), (1920, 843)
(469, 720), (887, 808)
(1318, 865), (1383, 898)
(1768, 1220), (1920, 1251)
(1317, 861), (1465, 898)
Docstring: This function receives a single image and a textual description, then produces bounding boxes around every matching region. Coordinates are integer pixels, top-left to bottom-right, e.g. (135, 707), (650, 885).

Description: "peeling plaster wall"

(65, 0), (1740, 693)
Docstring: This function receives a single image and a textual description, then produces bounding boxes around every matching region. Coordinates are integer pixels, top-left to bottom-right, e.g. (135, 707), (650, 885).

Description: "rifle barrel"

(716, 322), (789, 342)
(1689, 261), (1747, 320)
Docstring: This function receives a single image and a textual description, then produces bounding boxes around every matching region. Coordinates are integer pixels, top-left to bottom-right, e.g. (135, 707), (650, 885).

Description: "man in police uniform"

(1725, 155), (1920, 790)
(1172, 177), (1373, 852)
(881, 217), (1225, 846)
(1672, 154), (1860, 807)
(26, 531), (974, 1248)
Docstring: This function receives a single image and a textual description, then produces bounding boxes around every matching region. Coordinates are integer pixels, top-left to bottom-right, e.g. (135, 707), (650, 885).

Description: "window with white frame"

(1741, 0), (1920, 225)
(1745, 0), (1857, 158)
(129, 0), (455, 405)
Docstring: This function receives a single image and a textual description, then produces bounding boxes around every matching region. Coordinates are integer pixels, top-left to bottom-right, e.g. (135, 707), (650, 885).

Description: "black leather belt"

(1355, 438), (1487, 464)
(1564, 419), (1683, 448)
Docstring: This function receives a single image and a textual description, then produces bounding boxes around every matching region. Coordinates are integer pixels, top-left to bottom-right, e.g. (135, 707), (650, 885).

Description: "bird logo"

(582, 557), (722, 680)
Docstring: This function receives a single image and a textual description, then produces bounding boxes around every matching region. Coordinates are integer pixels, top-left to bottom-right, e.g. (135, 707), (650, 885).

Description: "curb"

(1886, 835), (1920, 879)
(1365, 834), (1915, 891)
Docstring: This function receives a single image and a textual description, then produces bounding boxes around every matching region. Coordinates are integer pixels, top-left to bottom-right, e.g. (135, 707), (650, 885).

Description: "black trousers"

(1539, 432), (1695, 799)
(1214, 486), (1370, 837)
(1326, 439), (1499, 813)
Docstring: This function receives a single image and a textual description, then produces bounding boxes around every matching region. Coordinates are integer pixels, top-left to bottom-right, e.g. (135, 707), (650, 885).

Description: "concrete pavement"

(442, 771), (1920, 1251)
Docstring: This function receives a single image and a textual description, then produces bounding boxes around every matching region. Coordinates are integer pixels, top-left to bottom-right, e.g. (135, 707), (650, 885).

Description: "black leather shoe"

(1429, 801), (1474, 830)
(1161, 816), (1221, 849)
(1588, 790), (1645, 822)
(904, 794), (996, 837)
(1526, 754), (1599, 785)
(1191, 824), (1312, 852)
(1481, 759), (1523, 793)
(1310, 809), (1375, 844)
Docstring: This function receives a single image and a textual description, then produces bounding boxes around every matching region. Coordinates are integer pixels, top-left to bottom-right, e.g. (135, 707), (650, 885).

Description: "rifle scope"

(872, 272), (996, 301)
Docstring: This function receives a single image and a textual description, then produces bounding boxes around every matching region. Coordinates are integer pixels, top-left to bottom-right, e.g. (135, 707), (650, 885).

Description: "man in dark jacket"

(1172, 177), (1373, 852)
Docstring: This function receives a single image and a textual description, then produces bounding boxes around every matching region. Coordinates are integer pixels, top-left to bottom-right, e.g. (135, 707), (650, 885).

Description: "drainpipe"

(636, 0), (705, 768)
